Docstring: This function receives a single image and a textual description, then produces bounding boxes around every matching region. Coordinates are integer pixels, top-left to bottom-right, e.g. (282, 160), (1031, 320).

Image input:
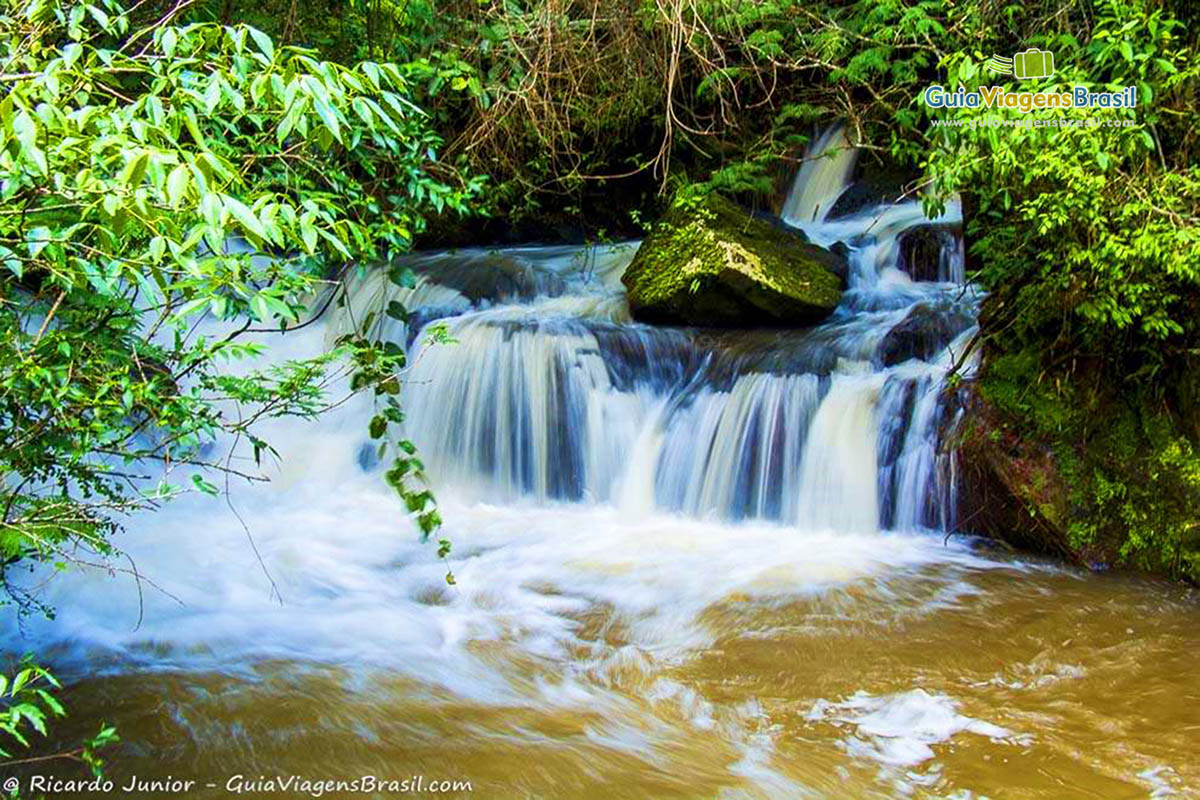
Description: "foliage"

(979, 348), (1200, 580)
(925, 0), (1200, 358)
(0, 657), (117, 783)
(0, 0), (478, 611)
(185, 0), (968, 229)
(920, 0), (1200, 578)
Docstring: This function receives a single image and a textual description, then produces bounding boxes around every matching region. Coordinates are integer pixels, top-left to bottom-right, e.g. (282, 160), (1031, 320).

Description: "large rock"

(826, 157), (924, 219)
(409, 251), (566, 303)
(622, 194), (845, 327)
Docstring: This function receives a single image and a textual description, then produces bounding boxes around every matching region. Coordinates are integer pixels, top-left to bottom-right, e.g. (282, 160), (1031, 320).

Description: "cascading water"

(781, 125), (857, 224)
(5, 128), (1196, 800)
(384, 126), (978, 533)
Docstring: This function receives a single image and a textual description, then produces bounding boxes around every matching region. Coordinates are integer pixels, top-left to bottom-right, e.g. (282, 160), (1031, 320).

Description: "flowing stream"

(4, 131), (1199, 799)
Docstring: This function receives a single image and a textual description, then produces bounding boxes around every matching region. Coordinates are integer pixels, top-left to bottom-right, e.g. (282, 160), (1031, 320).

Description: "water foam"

(805, 689), (1026, 767)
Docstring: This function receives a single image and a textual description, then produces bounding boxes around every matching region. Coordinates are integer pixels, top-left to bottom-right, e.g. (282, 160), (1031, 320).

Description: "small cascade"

(781, 125), (857, 223)
(403, 310), (640, 503)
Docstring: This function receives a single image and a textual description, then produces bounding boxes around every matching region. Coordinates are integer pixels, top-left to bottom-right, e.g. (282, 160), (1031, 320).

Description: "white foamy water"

(806, 689), (1025, 767)
(4, 378), (1002, 681)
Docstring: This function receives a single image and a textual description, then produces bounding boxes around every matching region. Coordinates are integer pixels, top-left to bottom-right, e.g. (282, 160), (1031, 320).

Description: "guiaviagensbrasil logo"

(986, 49), (1055, 80)
(923, 46), (1137, 113)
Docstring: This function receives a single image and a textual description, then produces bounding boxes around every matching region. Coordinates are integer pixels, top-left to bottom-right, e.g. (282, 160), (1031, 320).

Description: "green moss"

(974, 341), (1200, 582)
(621, 193), (843, 327)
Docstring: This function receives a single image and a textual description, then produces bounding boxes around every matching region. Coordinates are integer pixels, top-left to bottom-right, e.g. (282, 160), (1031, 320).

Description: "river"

(4, 129), (1198, 799)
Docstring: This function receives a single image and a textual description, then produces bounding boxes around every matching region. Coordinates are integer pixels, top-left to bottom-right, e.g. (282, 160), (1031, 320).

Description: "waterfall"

(327, 124), (979, 534)
(10, 120), (1194, 800)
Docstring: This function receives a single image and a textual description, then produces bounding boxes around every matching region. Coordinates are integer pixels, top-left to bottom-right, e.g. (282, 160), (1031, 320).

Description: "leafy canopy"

(0, 0), (478, 609)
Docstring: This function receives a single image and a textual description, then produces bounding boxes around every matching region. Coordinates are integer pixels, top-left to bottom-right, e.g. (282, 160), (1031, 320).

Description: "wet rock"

(826, 158), (924, 219)
(951, 388), (1077, 560)
(622, 193), (846, 327)
(877, 301), (975, 366)
(898, 224), (962, 282)
(412, 252), (567, 303)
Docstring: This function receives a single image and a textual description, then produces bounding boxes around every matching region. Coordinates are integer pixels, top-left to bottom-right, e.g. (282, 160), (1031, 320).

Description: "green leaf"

(120, 150), (150, 187)
(35, 690), (64, 717)
(204, 73), (223, 114)
(200, 192), (223, 228)
(388, 265), (417, 288)
(13, 703), (46, 735)
(0, 246), (21, 279)
(183, 107), (207, 151)
(247, 26), (275, 61)
(62, 42), (82, 68)
(307, 87), (343, 143)
(299, 214), (318, 253)
(161, 27), (177, 58)
(167, 163), (190, 207)
(318, 227), (351, 258)
(417, 510), (442, 539)
(251, 293), (271, 321)
(175, 296), (210, 319)
(386, 300), (409, 321)
(11, 669), (31, 695)
(12, 110), (47, 175)
(192, 474), (219, 496)
(86, 4), (110, 31)
(26, 226), (51, 258)
(224, 196), (268, 241)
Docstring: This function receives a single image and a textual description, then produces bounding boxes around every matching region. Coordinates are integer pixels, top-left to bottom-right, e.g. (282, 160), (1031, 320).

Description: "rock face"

(952, 386), (1077, 561)
(898, 224), (962, 282)
(877, 300), (975, 366)
(622, 194), (845, 327)
(413, 251), (566, 303)
(825, 157), (924, 219)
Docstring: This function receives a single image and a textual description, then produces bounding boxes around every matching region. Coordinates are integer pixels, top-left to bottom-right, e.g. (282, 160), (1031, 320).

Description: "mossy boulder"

(621, 194), (845, 327)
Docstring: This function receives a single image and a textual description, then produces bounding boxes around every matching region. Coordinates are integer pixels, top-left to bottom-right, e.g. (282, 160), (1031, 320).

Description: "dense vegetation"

(2, 0), (1199, 779)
